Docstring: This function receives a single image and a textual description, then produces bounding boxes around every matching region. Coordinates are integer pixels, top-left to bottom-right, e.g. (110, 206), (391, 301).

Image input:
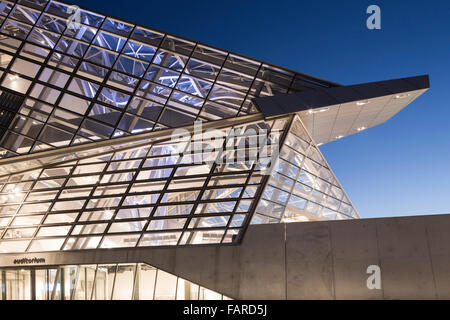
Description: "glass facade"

(0, 0), (358, 255)
(0, 263), (230, 300)
(0, 0), (337, 159)
(0, 116), (295, 253)
(252, 116), (358, 224)
(0, 0), (429, 304)
(0, 114), (357, 254)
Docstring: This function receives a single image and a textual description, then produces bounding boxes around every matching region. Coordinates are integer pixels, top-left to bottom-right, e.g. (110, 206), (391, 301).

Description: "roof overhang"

(253, 75), (430, 145)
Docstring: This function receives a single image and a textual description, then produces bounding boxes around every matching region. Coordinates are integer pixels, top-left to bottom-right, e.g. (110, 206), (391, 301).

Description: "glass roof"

(0, 114), (358, 254)
(0, 0), (337, 160)
(0, 0), (360, 255)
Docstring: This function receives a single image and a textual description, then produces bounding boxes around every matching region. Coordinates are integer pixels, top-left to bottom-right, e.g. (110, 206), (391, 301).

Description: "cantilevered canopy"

(253, 75), (430, 145)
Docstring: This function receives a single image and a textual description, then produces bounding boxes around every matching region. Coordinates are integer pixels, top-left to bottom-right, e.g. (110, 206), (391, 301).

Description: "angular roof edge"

(254, 75), (430, 117)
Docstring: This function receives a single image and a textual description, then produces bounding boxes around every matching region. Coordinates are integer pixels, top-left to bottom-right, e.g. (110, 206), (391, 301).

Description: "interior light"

(83, 176), (98, 183)
(308, 108), (330, 114)
(113, 132), (124, 137)
(356, 100), (370, 106)
(8, 74), (19, 81)
(131, 128), (151, 134)
(395, 93), (411, 99)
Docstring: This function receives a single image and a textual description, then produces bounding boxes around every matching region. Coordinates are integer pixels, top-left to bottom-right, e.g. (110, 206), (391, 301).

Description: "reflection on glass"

(134, 264), (156, 300)
(35, 269), (48, 300)
(154, 270), (177, 300)
(177, 278), (199, 300)
(112, 264), (135, 300)
(93, 265), (107, 300)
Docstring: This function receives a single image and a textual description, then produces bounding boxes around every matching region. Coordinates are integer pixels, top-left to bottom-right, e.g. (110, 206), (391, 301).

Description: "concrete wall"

(1, 214), (450, 299)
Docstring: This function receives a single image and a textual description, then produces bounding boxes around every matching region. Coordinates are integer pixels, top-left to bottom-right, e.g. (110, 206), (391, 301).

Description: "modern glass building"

(0, 0), (429, 300)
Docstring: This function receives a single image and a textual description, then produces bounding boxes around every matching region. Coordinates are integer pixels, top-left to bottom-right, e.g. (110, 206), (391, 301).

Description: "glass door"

(3, 269), (32, 300)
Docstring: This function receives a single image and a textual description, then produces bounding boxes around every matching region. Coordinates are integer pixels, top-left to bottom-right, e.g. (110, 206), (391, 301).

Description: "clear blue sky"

(70, 0), (450, 219)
